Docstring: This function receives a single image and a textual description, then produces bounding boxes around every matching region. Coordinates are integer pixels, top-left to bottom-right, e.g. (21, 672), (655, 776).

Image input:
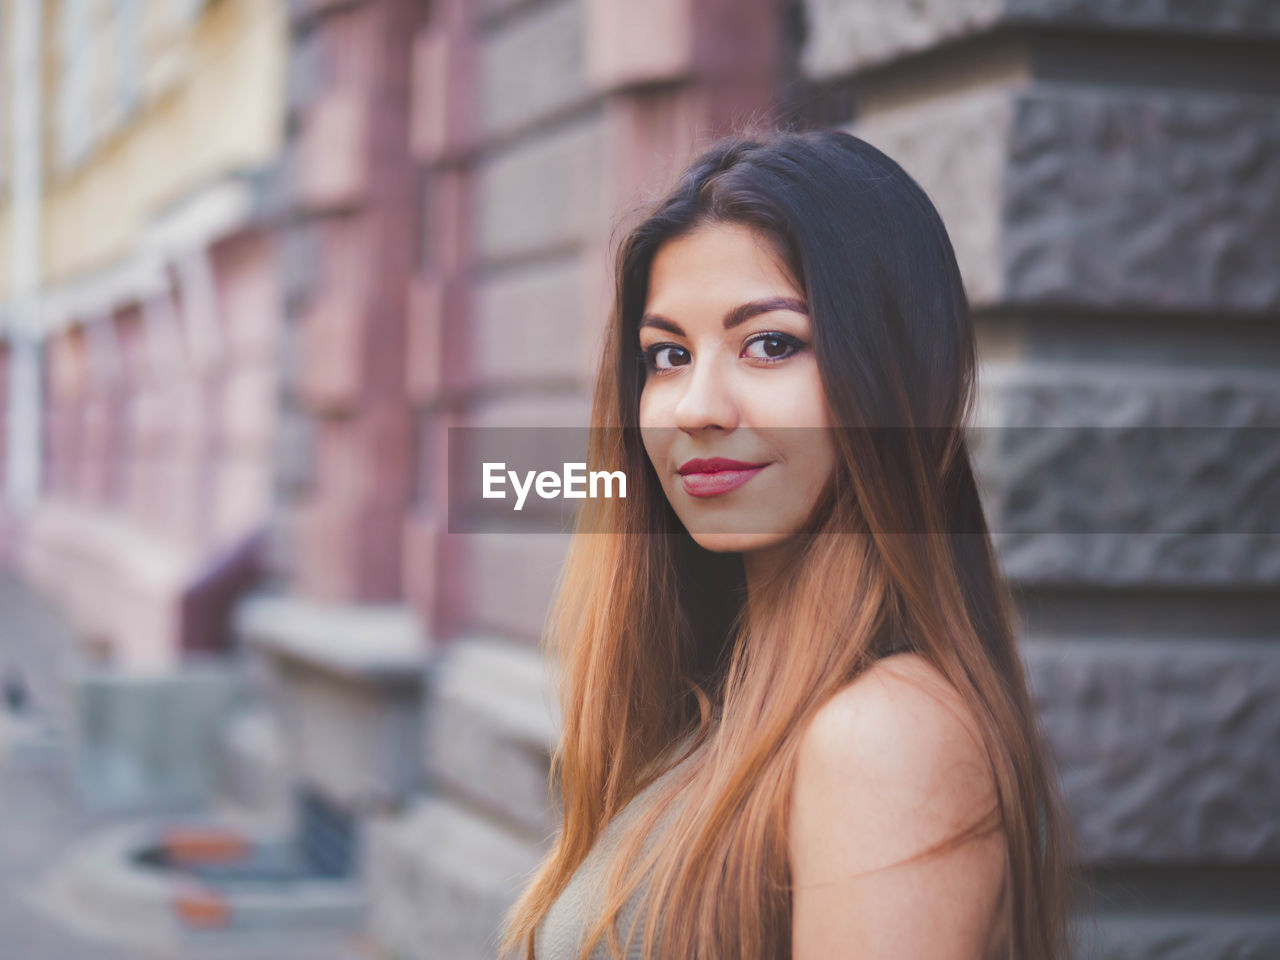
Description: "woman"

(499, 128), (1079, 960)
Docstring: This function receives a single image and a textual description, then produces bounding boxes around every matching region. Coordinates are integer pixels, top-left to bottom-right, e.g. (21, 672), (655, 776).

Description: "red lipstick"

(677, 457), (770, 498)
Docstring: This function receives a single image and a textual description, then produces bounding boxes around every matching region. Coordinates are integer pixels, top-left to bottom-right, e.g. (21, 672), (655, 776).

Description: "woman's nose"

(674, 353), (739, 433)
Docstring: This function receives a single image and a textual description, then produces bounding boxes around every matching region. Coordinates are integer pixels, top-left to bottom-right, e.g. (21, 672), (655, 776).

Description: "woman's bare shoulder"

(804, 651), (988, 764)
(795, 652), (995, 819)
(789, 652), (1008, 958)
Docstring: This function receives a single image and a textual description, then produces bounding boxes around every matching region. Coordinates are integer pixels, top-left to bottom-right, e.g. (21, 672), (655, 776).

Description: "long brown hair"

(499, 128), (1080, 960)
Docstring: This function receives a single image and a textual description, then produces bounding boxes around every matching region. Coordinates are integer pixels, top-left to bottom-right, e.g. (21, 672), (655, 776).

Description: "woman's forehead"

(646, 223), (800, 306)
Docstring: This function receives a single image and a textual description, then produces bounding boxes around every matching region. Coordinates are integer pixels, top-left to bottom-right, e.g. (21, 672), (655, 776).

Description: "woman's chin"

(687, 530), (786, 555)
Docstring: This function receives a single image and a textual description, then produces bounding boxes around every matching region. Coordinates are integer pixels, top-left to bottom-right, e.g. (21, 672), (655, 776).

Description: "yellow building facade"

(1, 0), (285, 297)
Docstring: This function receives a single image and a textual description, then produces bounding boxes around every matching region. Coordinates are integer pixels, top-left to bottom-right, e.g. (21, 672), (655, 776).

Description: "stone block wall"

(793, 0), (1280, 951)
(272, 0), (420, 606)
(363, 0), (784, 957)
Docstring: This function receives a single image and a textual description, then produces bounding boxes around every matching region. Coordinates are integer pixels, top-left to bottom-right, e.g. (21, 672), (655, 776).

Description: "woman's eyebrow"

(639, 296), (808, 336)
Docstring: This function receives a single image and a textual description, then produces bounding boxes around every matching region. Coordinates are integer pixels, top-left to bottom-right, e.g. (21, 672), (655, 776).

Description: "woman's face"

(638, 221), (839, 555)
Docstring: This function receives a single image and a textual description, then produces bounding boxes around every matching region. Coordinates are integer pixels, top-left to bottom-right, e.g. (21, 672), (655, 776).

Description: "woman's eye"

(639, 334), (805, 374)
(744, 332), (803, 362)
(640, 344), (690, 372)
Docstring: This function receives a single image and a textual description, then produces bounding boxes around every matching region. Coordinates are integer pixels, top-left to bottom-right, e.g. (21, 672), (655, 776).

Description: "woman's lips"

(679, 464), (768, 498)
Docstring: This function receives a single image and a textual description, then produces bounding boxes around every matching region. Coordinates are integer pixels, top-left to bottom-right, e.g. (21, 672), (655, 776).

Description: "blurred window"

(171, 0), (210, 27)
(58, 0), (94, 170)
(116, 0), (142, 119)
(0, 7), (8, 189)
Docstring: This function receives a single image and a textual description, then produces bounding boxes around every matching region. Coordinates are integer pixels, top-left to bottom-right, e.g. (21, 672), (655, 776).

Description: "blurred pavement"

(0, 574), (376, 960)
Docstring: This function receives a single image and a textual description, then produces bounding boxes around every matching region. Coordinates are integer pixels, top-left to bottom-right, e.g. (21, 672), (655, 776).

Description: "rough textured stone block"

(1004, 91), (1280, 312)
(476, 116), (606, 264)
(480, 0), (590, 140)
(802, 0), (1280, 78)
(852, 86), (1280, 314)
(1075, 912), (1280, 960)
(1024, 639), (1280, 864)
(424, 636), (560, 836)
(1008, 0), (1280, 35)
(802, 0), (1003, 78)
(365, 797), (545, 960)
(975, 364), (1280, 587)
(852, 87), (1012, 307)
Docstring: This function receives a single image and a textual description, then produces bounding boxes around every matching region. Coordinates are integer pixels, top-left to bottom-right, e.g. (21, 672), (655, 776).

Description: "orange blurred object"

(162, 827), (250, 866)
(173, 888), (232, 929)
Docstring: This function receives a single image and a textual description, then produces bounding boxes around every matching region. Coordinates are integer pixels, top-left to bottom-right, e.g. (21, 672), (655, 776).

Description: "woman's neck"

(742, 538), (794, 604)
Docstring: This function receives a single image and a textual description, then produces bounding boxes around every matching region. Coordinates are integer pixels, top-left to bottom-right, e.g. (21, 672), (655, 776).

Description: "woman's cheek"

(637, 387), (658, 428)
(773, 372), (829, 428)
(640, 384), (681, 429)
(638, 409), (673, 470)
(747, 383), (810, 427)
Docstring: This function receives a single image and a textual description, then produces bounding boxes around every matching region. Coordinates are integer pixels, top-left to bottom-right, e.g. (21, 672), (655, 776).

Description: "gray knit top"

(532, 640), (926, 960)
(533, 729), (707, 960)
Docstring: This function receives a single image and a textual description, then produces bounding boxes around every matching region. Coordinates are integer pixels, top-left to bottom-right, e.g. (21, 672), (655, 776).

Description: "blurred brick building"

(0, 0), (286, 668)
(1, 0), (1278, 958)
